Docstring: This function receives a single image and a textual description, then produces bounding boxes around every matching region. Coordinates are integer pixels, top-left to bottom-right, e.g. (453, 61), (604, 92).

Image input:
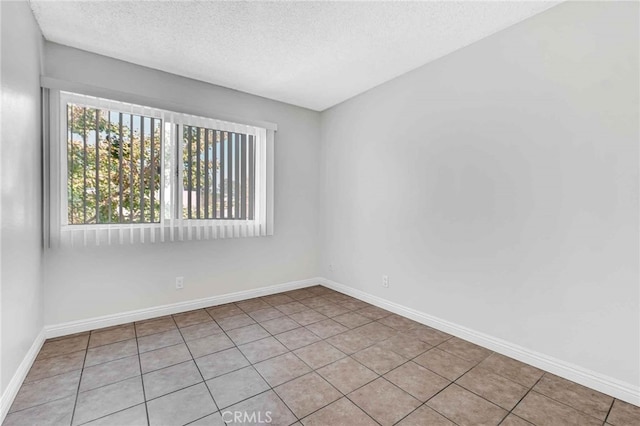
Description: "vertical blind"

(182, 126), (255, 221)
(48, 90), (274, 248)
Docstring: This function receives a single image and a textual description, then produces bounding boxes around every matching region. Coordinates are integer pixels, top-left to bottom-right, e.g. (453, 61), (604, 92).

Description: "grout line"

(171, 313), (221, 415)
(603, 398), (615, 424)
(68, 333), (90, 426)
(133, 318), (151, 426)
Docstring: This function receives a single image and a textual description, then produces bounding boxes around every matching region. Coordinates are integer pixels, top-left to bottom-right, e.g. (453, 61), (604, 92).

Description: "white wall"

(1, 1), (44, 394)
(319, 1), (639, 389)
(43, 43), (321, 325)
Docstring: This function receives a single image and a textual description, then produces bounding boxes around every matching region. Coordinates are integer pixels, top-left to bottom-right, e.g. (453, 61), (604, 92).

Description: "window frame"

(47, 88), (275, 247)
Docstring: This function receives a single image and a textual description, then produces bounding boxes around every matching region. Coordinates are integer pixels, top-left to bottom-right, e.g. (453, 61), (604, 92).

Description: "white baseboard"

(0, 329), (45, 424)
(318, 277), (640, 406)
(45, 277), (322, 338)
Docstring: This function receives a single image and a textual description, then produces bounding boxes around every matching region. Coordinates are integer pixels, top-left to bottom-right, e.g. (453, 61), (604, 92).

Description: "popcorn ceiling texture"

(30, 0), (558, 111)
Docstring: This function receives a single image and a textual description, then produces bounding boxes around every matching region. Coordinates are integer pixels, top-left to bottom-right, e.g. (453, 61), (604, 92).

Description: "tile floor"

(4, 285), (639, 426)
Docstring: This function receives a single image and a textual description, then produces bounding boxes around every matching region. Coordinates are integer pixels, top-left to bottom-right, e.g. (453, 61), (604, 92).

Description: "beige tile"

(513, 391), (602, 426)
(340, 299), (370, 311)
(397, 405), (455, 426)
(427, 384), (507, 426)
(285, 288), (315, 301)
(261, 316), (301, 335)
(140, 343), (191, 373)
(25, 350), (85, 382)
(351, 321), (396, 342)
(206, 366), (269, 409)
(238, 336), (289, 363)
(294, 341), (346, 369)
(357, 305), (392, 320)
(10, 370), (80, 413)
(135, 317), (177, 338)
(326, 329), (375, 354)
(439, 337), (492, 363)
(275, 372), (341, 418)
(173, 309), (212, 328)
(457, 366), (529, 410)
(305, 319), (348, 339)
(301, 296), (333, 310)
(227, 323), (270, 345)
(376, 333), (431, 358)
(275, 301), (308, 315)
(333, 312), (371, 329)
(3, 395), (75, 426)
(384, 361), (450, 401)
(313, 303), (351, 317)
(349, 378), (420, 426)
(533, 373), (613, 420)
(186, 333), (234, 358)
(301, 397), (378, 426)
(146, 383), (216, 426)
(414, 348), (475, 381)
(180, 321), (223, 342)
(206, 303), (243, 320)
(89, 325), (135, 348)
(79, 355), (140, 392)
(352, 345), (406, 375)
(83, 403), (147, 426)
(377, 314), (420, 331)
(254, 352), (311, 387)
(248, 307), (285, 322)
(216, 313), (256, 331)
(195, 347), (250, 380)
(316, 357), (378, 394)
(84, 339), (137, 367)
(236, 298), (271, 313)
(275, 327), (320, 350)
(261, 293), (295, 306)
(73, 376), (144, 425)
(38, 334), (89, 359)
(186, 412), (226, 426)
(137, 329), (183, 353)
(289, 309), (328, 326)
(608, 399), (640, 426)
(478, 353), (544, 388)
(500, 414), (534, 426)
(403, 324), (451, 346)
(143, 360), (203, 400)
(225, 390), (296, 426)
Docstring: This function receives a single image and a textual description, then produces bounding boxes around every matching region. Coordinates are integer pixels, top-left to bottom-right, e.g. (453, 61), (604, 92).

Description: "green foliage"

(67, 105), (161, 224)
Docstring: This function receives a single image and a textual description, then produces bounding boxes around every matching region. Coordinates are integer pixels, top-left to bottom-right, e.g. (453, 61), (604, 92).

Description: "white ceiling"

(30, 1), (559, 111)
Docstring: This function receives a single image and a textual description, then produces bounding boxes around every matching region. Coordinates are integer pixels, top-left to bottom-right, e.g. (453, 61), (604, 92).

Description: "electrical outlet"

(329, 264), (334, 272)
(175, 276), (184, 290)
(382, 275), (389, 288)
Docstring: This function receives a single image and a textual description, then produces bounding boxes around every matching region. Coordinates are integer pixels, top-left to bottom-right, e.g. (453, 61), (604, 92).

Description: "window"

(47, 91), (274, 247)
(66, 104), (162, 225)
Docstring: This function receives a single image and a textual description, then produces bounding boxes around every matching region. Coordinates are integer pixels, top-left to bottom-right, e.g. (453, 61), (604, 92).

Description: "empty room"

(1, 0), (638, 425)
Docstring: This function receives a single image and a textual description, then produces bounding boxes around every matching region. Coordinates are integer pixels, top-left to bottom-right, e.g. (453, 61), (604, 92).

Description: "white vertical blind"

(49, 90), (275, 248)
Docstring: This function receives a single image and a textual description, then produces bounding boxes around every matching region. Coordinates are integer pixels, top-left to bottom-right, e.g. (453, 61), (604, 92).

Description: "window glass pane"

(66, 103), (161, 224)
(182, 126), (254, 220)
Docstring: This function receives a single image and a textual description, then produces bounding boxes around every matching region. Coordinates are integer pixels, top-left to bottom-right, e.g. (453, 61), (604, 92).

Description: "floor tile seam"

(530, 373), (616, 420)
(391, 401), (462, 426)
(133, 320), (152, 426)
(72, 402), (146, 426)
(513, 388), (612, 423)
(31, 347), (88, 363)
(69, 335), (91, 426)
(6, 389), (79, 416)
(603, 398), (615, 424)
(171, 315), (221, 414)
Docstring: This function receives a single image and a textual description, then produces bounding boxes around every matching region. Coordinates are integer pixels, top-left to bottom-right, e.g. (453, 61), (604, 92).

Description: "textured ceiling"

(30, 1), (559, 111)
